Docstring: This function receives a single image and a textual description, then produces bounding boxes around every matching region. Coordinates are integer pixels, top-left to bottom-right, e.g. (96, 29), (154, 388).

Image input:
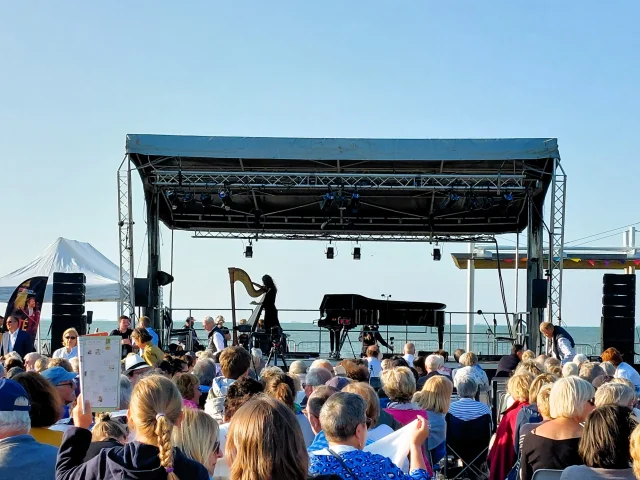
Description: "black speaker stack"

(600, 274), (636, 363)
(51, 272), (87, 353)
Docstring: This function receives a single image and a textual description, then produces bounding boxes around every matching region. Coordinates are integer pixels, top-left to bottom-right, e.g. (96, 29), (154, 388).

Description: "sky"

(0, 1), (639, 330)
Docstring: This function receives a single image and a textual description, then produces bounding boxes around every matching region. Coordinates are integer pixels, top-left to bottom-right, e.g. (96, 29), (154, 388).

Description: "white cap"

(124, 354), (150, 374)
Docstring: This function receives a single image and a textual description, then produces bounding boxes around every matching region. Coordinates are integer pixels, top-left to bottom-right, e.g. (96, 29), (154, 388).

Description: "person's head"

(202, 315), (215, 332)
(592, 374), (615, 389)
(304, 368), (334, 397)
(594, 382), (636, 408)
(138, 316), (151, 329)
(516, 360), (543, 377)
(193, 359), (217, 387)
(521, 350), (536, 362)
(425, 354), (444, 373)
(5, 316), (19, 333)
(580, 405), (635, 469)
(124, 353), (152, 385)
(549, 376), (595, 421)
(573, 353), (588, 367)
(631, 423), (640, 478)
(366, 345), (380, 359)
(456, 373), (478, 399)
(215, 316), (225, 328)
(33, 357), (49, 373)
(41, 366), (77, 405)
(59, 327), (78, 350)
(223, 377), (264, 423)
(544, 357), (561, 372)
(453, 348), (466, 363)
(69, 357), (80, 373)
(118, 315), (131, 333)
(320, 392), (368, 449)
(261, 275), (276, 290)
(413, 356), (426, 376)
(388, 355), (409, 368)
(562, 362), (579, 377)
(381, 358), (391, 371)
(288, 360), (307, 376)
(92, 412), (128, 443)
(172, 408), (221, 476)
(23, 352), (43, 372)
(610, 377), (636, 390)
(342, 382), (381, 429)
(507, 372), (534, 402)
(512, 344), (524, 359)
(535, 354), (548, 367)
(436, 349), (448, 361)
(226, 395), (307, 480)
(536, 384), (553, 420)
(174, 373), (200, 403)
(310, 359), (334, 376)
(414, 375), (453, 414)
(13, 372), (62, 428)
(48, 357), (73, 372)
(539, 322), (554, 339)
(0, 379), (31, 439)
(381, 366), (416, 403)
(601, 347), (624, 367)
(580, 362), (606, 384)
(528, 373), (556, 406)
(326, 375), (352, 391)
(219, 346), (251, 380)
(306, 385), (338, 434)
(341, 359), (369, 382)
(599, 361), (616, 376)
(459, 352), (478, 367)
(128, 375), (183, 479)
(119, 374), (132, 410)
(131, 327), (153, 347)
(27, 297), (36, 308)
(4, 354), (24, 372)
(404, 342), (415, 355)
(262, 370), (296, 410)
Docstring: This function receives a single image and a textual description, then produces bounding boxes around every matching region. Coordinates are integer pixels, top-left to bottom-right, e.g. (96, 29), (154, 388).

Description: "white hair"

(595, 382), (636, 408)
(426, 354), (444, 371)
(573, 354), (588, 367)
(4, 351), (22, 364)
(562, 362), (579, 377)
(0, 397), (30, 436)
(549, 376), (594, 419)
(203, 316), (215, 326)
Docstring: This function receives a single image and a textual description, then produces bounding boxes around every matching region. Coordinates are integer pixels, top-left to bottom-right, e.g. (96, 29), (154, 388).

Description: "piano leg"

(437, 325), (444, 351)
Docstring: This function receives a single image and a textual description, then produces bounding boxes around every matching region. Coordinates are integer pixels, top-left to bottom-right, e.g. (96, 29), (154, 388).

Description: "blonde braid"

(155, 414), (179, 480)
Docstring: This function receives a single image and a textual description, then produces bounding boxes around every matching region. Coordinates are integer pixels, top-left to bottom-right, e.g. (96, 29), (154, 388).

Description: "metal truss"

(151, 170), (528, 191)
(193, 230), (497, 243)
(117, 158), (135, 317)
(547, 160), (567, 326)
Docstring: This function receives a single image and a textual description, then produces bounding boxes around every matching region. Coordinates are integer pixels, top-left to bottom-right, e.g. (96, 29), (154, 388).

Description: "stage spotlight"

(166, 190), (180, 211)
(200, 193), (213, 207)
(503, 192), (514, 202)
(321, 219), (331, 230)
(326, 246), (335, 259)
(183, 193), (195, 204)
(350, 192), (361, 213)
(433, 248), (442, 261)
(465, 196), (479, 210)
(218, 187), (232, 211)
(352, 247), (361, 260)
(320, 191), (335, 211)
(439, 192), (460, 210)
(245, 245), (253, 258)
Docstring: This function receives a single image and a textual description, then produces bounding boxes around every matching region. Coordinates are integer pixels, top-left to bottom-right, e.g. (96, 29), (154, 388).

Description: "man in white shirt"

(540, 321), (576, 365)
(203, 316), (225, 353)
(402, 342), (415, 367)
(365, 346), (382, 377)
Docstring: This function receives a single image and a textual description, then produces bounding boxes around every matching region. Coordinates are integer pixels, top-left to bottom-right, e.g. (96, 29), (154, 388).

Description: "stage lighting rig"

(165, 190), (181, 211)
(245, 240), (253, 258)
(218, 187), (232, 211)
(335, 189), (346, 210)
(183, 192), (195, 205)
(439, 192), (460, 210)
(349, 192), (361, 214)
(320, 190), (335, 212)
(200, 193), (213, 208)
(352, 246), (361, 260)
(326, 246), (335, 259)
(433, 247), (442, 261)
(503, 192), (514, 202)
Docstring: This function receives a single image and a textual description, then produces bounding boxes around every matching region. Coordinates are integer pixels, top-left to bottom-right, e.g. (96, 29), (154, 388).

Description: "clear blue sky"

(1, 1), (638, 328)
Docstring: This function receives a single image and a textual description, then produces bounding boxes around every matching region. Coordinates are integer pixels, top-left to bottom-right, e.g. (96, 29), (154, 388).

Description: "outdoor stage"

(117, 135), (566, 354)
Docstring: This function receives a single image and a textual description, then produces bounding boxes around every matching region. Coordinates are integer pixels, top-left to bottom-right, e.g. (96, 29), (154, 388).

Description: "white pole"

(466, 242), (475, 352)
(514, 233), (520, 312)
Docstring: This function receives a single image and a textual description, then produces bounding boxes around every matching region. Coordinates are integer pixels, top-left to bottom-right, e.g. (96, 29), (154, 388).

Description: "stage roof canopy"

(125, 135), (560, 241)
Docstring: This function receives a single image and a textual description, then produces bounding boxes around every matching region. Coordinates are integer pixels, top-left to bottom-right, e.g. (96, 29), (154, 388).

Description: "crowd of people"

(3, 315), (640, 480)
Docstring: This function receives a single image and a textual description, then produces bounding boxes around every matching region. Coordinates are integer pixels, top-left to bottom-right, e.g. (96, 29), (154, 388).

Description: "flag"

(3, 276), (48, 345)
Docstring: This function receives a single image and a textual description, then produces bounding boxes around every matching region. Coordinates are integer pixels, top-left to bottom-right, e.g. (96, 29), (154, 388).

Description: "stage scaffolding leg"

(146, 189), (161, 331)
(527, 194), (545, 352)
(117, 156), (135, 318)
(547, 160), (567, 325)
(466, 242), (475, 352)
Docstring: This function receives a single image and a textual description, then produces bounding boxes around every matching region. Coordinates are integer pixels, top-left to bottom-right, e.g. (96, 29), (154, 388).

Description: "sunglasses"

(213, 440), (221, 455)
(365, 417), (373, 428)
(65, 336), (77, 340)
(57, 381), (75, 388)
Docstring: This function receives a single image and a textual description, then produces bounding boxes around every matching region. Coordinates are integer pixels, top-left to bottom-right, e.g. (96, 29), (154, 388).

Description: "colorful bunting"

(570, 258), (581, 263)
(588, 260), (596, 267)
(603, 260), (610, 266)
(504, 259), (513, 263)
(634, 260), (640, 266)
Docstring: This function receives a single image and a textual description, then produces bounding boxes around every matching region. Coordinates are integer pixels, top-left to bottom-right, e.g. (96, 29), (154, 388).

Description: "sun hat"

(124, 353), (150, 374)
(0, 379), (31, 412)
(41, 366), (78, 386)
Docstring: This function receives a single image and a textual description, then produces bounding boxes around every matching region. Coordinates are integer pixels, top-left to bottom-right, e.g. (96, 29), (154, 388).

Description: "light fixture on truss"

(218, 186), (232, 211)
(352, 246), (361, 260)
(326, 243), (335, 259)
(245, 240), (253, 258)
(433, 246), (442, 261)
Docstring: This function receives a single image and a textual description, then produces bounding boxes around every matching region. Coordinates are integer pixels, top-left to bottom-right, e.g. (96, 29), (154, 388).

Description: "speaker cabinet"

(51, 272), (87, 352)
(601, 274), (636, 363)
(532, 279), (548, 309)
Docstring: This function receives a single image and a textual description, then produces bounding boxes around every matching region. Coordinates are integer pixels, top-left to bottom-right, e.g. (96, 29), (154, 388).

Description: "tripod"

(337, 328), (358, 359)
(265, 328), (288, 369)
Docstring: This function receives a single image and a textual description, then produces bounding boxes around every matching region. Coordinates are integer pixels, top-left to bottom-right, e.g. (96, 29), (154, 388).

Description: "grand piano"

(318, 294), (447, 353)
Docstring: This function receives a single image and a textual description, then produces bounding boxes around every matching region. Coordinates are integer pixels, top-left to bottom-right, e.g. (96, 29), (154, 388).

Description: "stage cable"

(493, 237), (514, 340)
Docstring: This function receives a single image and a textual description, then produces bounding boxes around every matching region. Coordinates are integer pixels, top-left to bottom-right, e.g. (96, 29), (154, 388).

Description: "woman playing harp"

(251, 275), (280, 332)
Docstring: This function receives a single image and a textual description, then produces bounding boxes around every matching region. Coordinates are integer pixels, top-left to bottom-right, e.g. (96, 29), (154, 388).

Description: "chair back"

(446, 413), (492, 465)
(531, 469), (564, 480)
(491, 378), (508, 428)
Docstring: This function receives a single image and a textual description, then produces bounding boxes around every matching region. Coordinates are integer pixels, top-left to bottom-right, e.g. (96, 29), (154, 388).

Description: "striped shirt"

(448, 397), (492, 421)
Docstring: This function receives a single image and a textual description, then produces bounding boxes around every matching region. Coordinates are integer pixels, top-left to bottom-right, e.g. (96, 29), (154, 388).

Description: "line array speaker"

(51, 273), (87, 352)
(600, 274), (636, 363)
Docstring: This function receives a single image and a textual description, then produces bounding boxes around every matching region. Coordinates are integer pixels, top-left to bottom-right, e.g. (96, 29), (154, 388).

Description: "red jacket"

(488, 399), (528, 480)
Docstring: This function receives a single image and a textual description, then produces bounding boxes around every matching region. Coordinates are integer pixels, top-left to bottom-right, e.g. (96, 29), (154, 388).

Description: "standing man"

(109, 315), (134, 359)
(403, 342), (416, 367)
(1, 316), (34, 359)
(358, 324), (392, 356)
(203, 316), (226, 354)
(540, 321), (576, 365)
(137, 316), (158, 346)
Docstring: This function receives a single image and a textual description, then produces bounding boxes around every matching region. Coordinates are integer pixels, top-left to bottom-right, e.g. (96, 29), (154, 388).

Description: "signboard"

(78, 335), (121, 413)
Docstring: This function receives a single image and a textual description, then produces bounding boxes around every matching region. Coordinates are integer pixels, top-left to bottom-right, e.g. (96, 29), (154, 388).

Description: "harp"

(228, 268), (266, 344)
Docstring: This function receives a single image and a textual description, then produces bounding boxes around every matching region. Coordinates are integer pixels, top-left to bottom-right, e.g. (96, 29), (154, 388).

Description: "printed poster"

(78, 336), (121, 413)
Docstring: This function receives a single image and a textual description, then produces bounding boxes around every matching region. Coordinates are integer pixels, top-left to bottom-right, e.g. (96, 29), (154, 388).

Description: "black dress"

(520, 434), (582, 480)
(262, 288), (280, 331)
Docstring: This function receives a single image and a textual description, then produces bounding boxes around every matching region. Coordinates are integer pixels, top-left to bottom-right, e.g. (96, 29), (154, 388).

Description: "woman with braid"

(55, 375), (209, 479)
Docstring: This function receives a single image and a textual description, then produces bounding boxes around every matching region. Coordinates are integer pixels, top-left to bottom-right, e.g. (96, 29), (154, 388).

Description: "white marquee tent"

(0, 237), (121, 303)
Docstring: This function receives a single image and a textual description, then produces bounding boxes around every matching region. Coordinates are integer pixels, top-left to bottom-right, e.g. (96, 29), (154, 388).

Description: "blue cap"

(41, 366), (78, 386)
(0, 379), (31, 412)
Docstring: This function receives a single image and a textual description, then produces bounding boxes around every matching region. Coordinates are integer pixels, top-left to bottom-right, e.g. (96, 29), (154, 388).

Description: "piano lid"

(320, 294), (445, 313)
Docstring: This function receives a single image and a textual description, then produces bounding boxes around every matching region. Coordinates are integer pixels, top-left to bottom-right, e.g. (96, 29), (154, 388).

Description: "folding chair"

(442, 413), (492, 480)
(491, 378), (508, 429)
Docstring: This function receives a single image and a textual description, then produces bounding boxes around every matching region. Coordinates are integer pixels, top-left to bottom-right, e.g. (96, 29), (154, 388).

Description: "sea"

(37, 319), (631, 359)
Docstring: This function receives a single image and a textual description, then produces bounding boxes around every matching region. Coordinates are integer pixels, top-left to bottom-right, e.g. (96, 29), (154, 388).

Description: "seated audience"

(454, 351), (489, 392)
(69, 357), (80, 373)
(310, 359), (334, 376)
(580, 362), (606, 384)
(174, 372), (201, 409)
(309, 392), (431, 479)
(342, 359), (370, 382)
(573, 353), (588, 367)
(249, 347), (265, 377)
(52, 328), (79, 360)
(631, 423), (640, 479)
(424, 354), (444, 380)
(449, 375), (491, 421)
(563, 362), (579, 377)
(561, 405), (636, 480)
(413, 374), (453, 463)
(41, 366), (77, 419)
(172, 408), (221, 478)
(495, 344), (524, 377)
(403, 342), (416, 367)
(544, 357), (561, 372)
(514, 373), (557, 454)
(288, 371), (307, 404)
(302, 367), (334, 406)
(84, 413), (128, 461)
(366, 345), (383, 378)
(414, 355), (428, 388)
(522, 350), (536, 362)
(435, 349), (452, 377)
(601, 347), (640, 395)
(48, 357), (74, 372)
(516, 384), (553, 457)
(13, 372), (63, 446)
(131, 327), (163, 367)
(516, 360), (543, 378)
(23, 352), (43, 371)
(218, 377), (264, 454)
(594, 382), (635, 408)
(124, 353), (152, 386)
(56, 375), (209, 479)
(343, 381), (395, 441)
(0, 379), (58, 479)
(326, 375), (352, 391)
(520, 376), (595, 480)
(600, 361), (616, 377)
(192, 358), (217, 390)
(205, 345), (251, 422)
(382, 366), (428, 427)
(306, 385), (340, 453)
(34, 356), (49, 372)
